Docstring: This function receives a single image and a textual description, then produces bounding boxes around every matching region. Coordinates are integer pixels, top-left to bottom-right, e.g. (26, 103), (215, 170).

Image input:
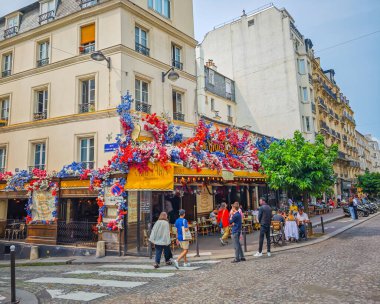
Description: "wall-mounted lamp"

(91, 51), (111, 69)
(162, 67), (179, 82)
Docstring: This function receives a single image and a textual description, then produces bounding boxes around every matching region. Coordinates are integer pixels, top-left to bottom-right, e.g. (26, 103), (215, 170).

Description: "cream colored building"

(365, 134), (380, 173)
(0, 0), (197, 175)
(356, 131), (372, 174)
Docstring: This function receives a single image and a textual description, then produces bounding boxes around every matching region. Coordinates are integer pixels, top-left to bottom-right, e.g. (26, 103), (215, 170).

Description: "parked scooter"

(342, 205), (369, 217)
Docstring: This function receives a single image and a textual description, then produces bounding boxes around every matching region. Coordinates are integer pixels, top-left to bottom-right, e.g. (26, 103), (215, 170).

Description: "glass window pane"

(148, 0), (153, 8)
(155, 0), (162, 13)
(163, 0), (170, 18)
(135, 79), (141, 102)
(135, 27), (140, 44)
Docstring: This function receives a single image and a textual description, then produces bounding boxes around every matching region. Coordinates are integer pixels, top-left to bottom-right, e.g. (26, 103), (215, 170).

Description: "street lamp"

(162, 67), (179, 82)
(91, 51), (111, 69)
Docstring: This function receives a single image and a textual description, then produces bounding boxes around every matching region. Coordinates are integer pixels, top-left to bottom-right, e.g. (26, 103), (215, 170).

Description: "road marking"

(26, 277), (146, 288)
(47, 289), (107, 301)
(98, 264), (200, 271)
(0, 295), (6, 301)
(191, 260), (221, 264)
(65, 270), (175, 278)
(174, 252), (212, 258)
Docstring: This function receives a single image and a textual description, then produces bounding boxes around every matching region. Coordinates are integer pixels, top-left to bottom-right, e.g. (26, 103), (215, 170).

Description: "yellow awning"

(60, 180), (91, 189)
(174, 166), (221, 177)
(233, 170), (266, 179)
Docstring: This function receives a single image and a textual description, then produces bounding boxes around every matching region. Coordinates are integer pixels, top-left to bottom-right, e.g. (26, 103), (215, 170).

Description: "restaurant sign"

(206, 140), (243, 156)
(32, 190), (56, 221)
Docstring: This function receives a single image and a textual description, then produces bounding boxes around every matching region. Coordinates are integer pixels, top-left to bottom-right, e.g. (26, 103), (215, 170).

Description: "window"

(79, 78), (95, 113)
(208, 69), (215, 85)
(80, 137), (94, 169)
(172, 45), (182, 70)
(4, 16), (19, 38)
(148, 0), (171, 19)
(34, 89), (48, 120)
(135, 26), (149, 56)
(210, 98), (215, 111)
(39, 0), (55, 24)
(80, 0), (98, 9)
(33, 143), (46, 170)
(2, 53), (12, 77)
(172, 90), (184, 121)
(37, 41), (50, 67)
(298, 59), (306, 74)
(309, 88), (313, 102)
(305, 116), (311, 132)
(225, 79), (232, 99)
(248, 19), (254, 26)
(227, 105), (232, 122)
(0, 147), (6, 172)
(301, 87), (308, 102)
(135, 79), (150, 113)
(80, 23), (95, 54)
(0, 98), (9, 126)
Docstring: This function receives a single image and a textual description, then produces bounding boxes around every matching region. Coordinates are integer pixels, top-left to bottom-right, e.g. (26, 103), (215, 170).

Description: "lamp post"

(90, 51), (111, 69)
(162, 67), (179, 82)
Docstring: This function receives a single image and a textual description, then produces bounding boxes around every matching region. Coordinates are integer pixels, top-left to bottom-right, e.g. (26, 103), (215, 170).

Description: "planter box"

(26, 223), (58, 245)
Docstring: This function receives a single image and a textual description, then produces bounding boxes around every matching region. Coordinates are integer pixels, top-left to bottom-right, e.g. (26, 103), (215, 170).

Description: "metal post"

(123, 212), (128, 256)
(194, 225), (200, 257)
(281, 222), (285, 246)
(243, 226), (247, 252)
(148, 223), (153, 259)
(10, 245), (18, 304)
(321, 216), (325, 234)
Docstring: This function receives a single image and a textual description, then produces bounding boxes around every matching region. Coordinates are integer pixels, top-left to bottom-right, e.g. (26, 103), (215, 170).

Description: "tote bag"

(182, 219), (192, 241)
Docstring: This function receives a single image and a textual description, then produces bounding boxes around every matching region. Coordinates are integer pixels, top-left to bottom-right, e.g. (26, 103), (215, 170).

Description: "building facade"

(356, 131), (372, 174)
(199, 4), (316, 140)
(365, 134), (380, 173)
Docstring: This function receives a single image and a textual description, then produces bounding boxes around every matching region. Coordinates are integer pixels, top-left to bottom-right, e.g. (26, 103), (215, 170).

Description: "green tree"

(357, 169), (380, 198)
(258, 131), (338, 207)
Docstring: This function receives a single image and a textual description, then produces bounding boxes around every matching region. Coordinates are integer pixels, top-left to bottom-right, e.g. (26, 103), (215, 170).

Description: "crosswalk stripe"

(47, 289), (108, 301)
(190, 260), (221, 264)
(98, 264), (200, 271)
(65, 270), (175, 278)
(26, 277), (146, 288)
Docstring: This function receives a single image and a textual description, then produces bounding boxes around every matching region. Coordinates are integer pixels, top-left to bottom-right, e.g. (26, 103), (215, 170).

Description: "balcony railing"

(343, 135), (348, 142)
(37, 58), (49, 67)
(29, 165), (46, 173)
(39, 10), (55, 24)
(0, 168), (5, 173)
(349, 161), (360, 168)
(33, 111), (47, 121)
(80, 0), (98, 9)
(227, 116), (233, 123)
(338, 151), (346, 160)
(318, 97), (327, 110)
(135, 101), (151, 114)
(79, 43), (95, 54)
(135, 43), (150, 56)
(2, 70), (11, 78)
(79, 103), (95, 113)
(225, 92), (233, 100)
(4, 26), (18, 38)
(311, 102), (316, 114)
(308, 73), (313, 84)
(0, 118), (8, 127)
(172, 60), (183, 70)
(322, 83), (337, 100)
(334, 113), (339, 121)
(81, 161), (95, 169)
(319, 121), (330, 133)
(173, 112), (185, 121)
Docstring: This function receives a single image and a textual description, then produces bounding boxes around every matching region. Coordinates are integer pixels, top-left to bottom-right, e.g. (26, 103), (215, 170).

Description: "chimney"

(206, 59), (217, 71)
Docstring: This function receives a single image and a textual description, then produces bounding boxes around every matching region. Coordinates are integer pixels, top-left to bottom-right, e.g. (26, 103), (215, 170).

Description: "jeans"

(349, 206), (355, 219)
(353, 206), (358, 219)
(222, 226), (231, 241)
(299, 224), (306, 239)
(155, 245), (172, 264)
(231, 232), (244, 261)
(259, 224), (271, 253)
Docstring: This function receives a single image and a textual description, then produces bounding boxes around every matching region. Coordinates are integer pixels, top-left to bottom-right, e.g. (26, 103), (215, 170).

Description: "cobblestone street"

(0, 215), (378, 303)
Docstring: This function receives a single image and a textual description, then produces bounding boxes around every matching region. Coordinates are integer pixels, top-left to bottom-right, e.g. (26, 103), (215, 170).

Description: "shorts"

(179, 241), (189, 250)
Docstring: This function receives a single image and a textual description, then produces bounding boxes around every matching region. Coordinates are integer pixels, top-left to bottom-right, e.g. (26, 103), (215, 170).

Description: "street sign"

(104, 143), (118, 152)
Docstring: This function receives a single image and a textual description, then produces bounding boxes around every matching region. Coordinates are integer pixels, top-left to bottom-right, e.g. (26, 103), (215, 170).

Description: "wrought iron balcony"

(334, 113), (339, 121)
(349, 161), (360, 168)
(173, 112), (185, 121)
(338, 151), (346, 160)
(135, 101), (151, 114)
(39, 10), (55, 24)
(225, 92), (233, 100)
(1, 70), (11, 78)
(319, 121), (330, 133)
(79, 43), (95, 54)
(343, 135), (348, 142)
(308, 73), (313, 84)
(318, 97), (327, 110)
(172, 60), (183, 70)
(0, 118), (8, 127)
(80, 0), (98, 9)
(0, 168), (5, 173)
(33, 111), (47, 121)
(227, 116), (233, 123)
(4, 26), (18, 38)
(79, 103), (95, 113)
(29, 165), (46, 173)
(81, 161), (95, 169)
(37, 58), (49, 67)
(322, 83), (337, 99)
(135, 43), (150, 56)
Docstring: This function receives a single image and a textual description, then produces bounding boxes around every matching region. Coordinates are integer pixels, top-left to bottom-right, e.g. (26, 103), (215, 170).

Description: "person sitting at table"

(209, 209), (218, 225)
(289, 202), (298, 215)
(296, 208), (310, 239)
(272, 209), (285, 224)
(284, 211), (299, 241)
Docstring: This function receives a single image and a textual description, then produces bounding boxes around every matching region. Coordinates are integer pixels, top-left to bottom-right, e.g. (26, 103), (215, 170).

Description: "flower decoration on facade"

(57, 162), (86, 178)
(5, 170), (31, 191)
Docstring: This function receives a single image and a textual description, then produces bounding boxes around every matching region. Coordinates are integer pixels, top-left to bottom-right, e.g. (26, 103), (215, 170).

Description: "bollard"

(10, 245), (19, 304)
(96, 241), (106, 258)
(243, 226), (247, 253)
(194, 225), (200, 257)
(148, 223), (153, 260)
(30, 246), (39, 260)
(320, 216), (325, 234)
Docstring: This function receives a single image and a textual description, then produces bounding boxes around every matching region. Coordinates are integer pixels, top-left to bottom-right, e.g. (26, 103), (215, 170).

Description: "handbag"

(182, 219), (192, 241)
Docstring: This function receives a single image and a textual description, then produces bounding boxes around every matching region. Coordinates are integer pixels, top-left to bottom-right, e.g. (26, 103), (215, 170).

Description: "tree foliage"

(258, 131), (338, 198)
(357, 169), (380, 197)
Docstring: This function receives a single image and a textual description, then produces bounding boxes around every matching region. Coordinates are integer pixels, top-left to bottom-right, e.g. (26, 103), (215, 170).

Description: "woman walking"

(149, 212), (173, 269)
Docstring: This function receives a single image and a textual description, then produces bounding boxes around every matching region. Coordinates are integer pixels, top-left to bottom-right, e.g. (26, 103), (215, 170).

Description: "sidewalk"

(1, 209), (376, 266)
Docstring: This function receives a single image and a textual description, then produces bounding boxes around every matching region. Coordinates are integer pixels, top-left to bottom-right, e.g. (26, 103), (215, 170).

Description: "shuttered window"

(81, 23), (95, 45)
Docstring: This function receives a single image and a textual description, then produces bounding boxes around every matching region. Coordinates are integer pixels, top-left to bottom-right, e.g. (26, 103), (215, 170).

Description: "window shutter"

(81, 24), (95, 45)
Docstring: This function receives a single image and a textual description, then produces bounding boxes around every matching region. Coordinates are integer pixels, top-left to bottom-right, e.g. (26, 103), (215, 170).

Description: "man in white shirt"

(296, 208), (309, 239)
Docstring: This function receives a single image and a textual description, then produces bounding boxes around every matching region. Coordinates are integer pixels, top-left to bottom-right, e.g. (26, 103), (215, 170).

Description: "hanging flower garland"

(57, 162), (85, 178)
(5, 170), (31, 191)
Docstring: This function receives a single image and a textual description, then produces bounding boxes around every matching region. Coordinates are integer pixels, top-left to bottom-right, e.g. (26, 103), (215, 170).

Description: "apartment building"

(365, 134), (380, 173)
(0, 0), (197, 174)
(199, 4), (316, 140)
(356, 131), (372, 174)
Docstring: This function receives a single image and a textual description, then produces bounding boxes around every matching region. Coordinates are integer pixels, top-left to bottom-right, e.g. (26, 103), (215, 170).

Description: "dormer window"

(4, 15), (20, 39)
(39, 0), (56, 25)
(80, 0), (98, 9)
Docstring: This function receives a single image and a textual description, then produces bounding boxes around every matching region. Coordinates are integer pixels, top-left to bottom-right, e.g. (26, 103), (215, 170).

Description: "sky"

(1, 0), (379, 141)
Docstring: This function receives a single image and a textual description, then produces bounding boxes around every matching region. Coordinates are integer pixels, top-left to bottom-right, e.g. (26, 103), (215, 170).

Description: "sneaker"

(165, 261), (173, 266)
(231, 259), (240, 263)
(220, 238), (227, 246)
(173, 260), (179, 269)
(183, 262), (191, 267)
(267, 252), (271, 257)
(253, 252), (262, 257)
(153, 264), (160, 269)
(240, 257), (246, 261)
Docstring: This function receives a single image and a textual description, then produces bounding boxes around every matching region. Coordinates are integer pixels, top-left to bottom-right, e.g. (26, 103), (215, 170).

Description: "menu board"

(128, 191), (138, 223)
(32, 190), (56, 221)
(197, 188), (213, 214)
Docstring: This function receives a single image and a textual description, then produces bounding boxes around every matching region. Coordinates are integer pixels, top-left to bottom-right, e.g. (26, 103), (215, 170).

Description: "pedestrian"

(230, 202), (245, 263)
(353, 195), (359, 219)
(254, 198), (272, 257)
(348, 197), (355, 220)
(217, 202), (230, 245)
(149, 212), (173, 269)
(173, 209), (191, 268)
